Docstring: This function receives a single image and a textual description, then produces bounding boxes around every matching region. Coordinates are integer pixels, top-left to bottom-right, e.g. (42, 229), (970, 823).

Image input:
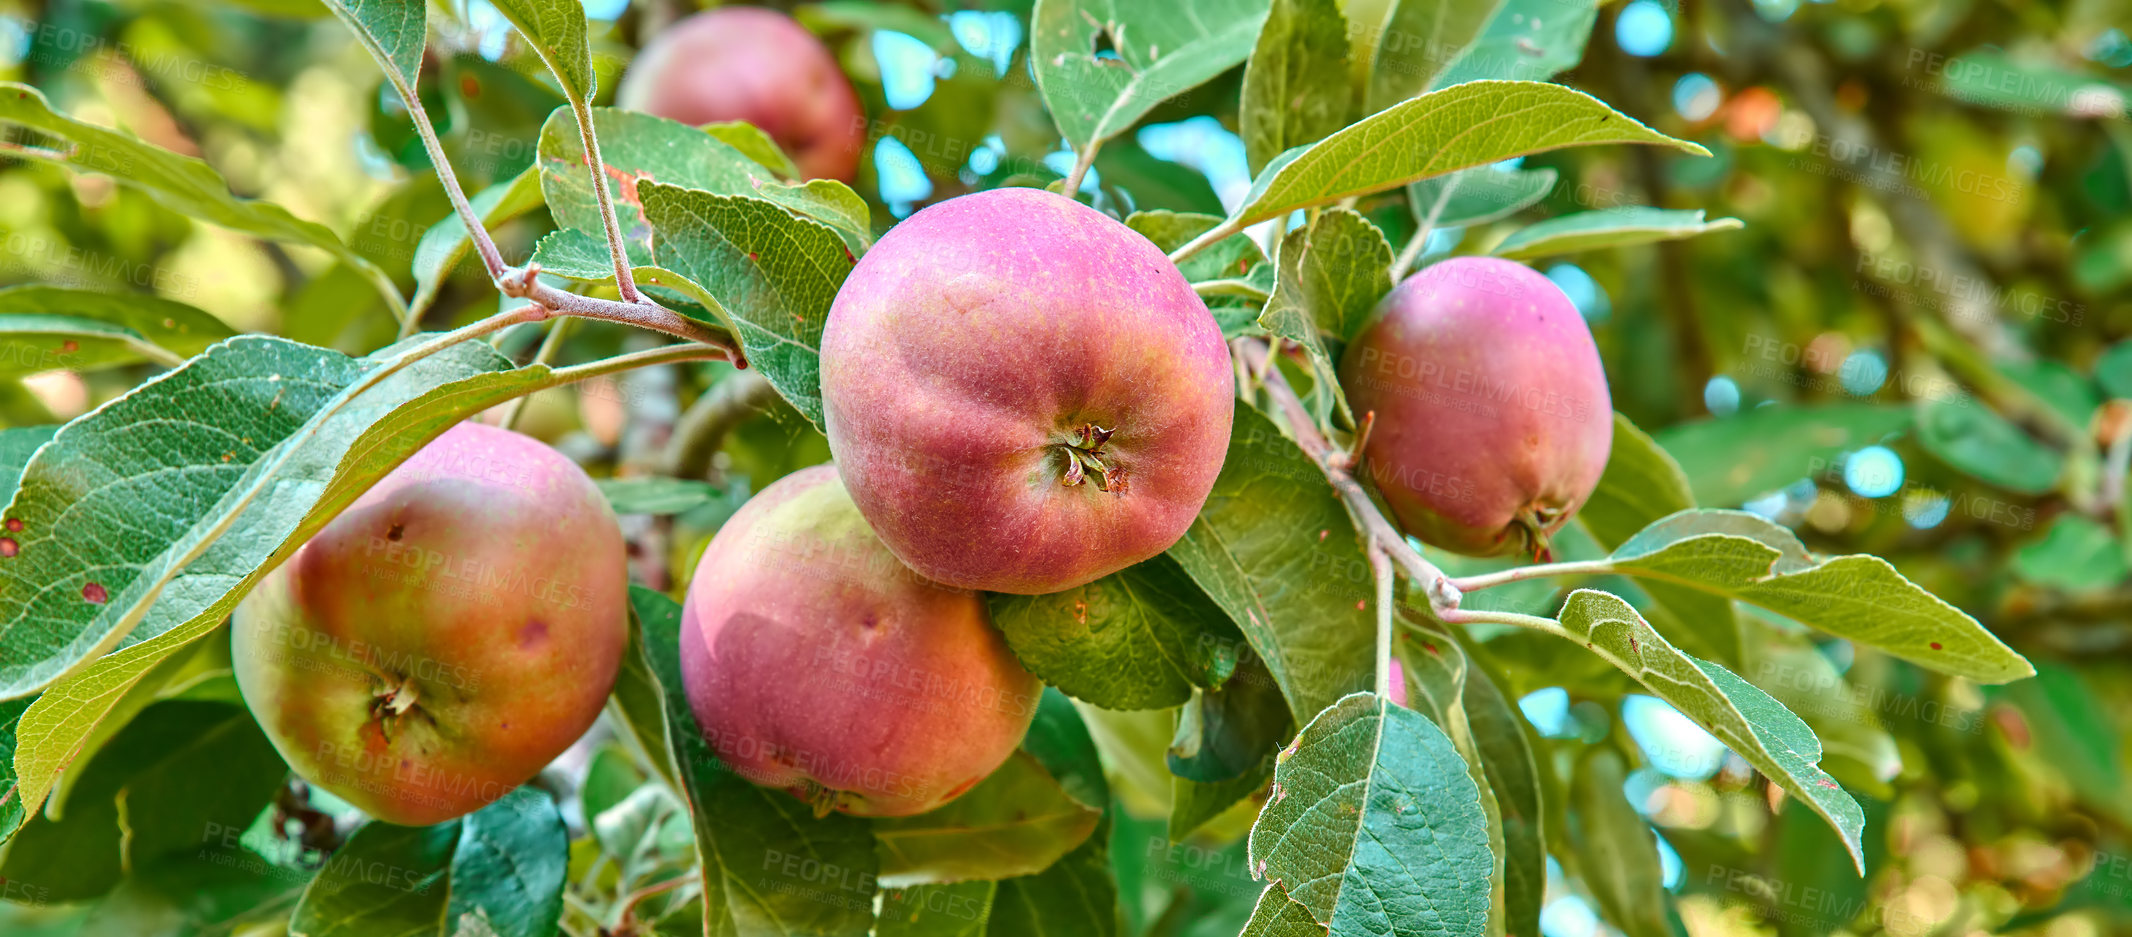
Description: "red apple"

(232, 422), (627, 825)
(617, 7), (865, 182)
(820, 187), (1235, 594)
(680, 464), (1041, 817)
(1339, 256), (1613, 558)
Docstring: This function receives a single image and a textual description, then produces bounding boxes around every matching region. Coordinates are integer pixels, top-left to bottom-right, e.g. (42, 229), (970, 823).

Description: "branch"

(1235, 337), (1461, 611)
(400, 90), (507, 284)
(499, 267), (742, 359)
(571, 97), (645, 304)
(1370, 543), (1394, 696)
(661, 369), (776, 479)
(1447, 558), (1615, 595)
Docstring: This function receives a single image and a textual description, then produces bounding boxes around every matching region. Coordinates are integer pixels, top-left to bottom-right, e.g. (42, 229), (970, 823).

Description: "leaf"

(1019, 688), (1111, 812)
(1126, 211), (1272, 285)
(1431, 0), (1598, 87)
(1259, 208), (1393, 360)
(1407, 166), (1559, 229)
(1240, 0), (1353, 174)
(1568, 748), (1670, 937)
(632, 585), (879, 937)
(1247, 692), (1493, 937)
(1364, 0), (1505, 112)
(1654, 403), (1910, 507)
(0, 286), (235, 375)
(2013, 514), (2128, 590)
(1168, 652), (1293, 782)
(595, 476), (732, 516)
(1580, 412), (1743, 668)
(0, 696), (29, 841)
(1458, 647), (1543, 937)
(290, 821), (457, 936)
(1553, 589), (1866, 869)
(983, 824), (1119, 937)
(1225, 80), (1707, 231)
(6, 336), (548, 833)
(486, 0), (594, 102)
(1171, 758), (1274, 841)
(2096, 339), (2132, 400)
(874, 752), (1102, 888)
(1916, 396), (2063, 494)
(1167, 405), (1376, 723)
(609, 597), (677, 795)
(1603, 508), (2033, 683)
(1240, 888), (1329, 936)
(879, 881), (998, 937)
(444, 788), (570, 937)
(1492, 207), (1744, 260)
(535, 107), (872, 260)
(319, 0), (426, 89)
(704, 121), (802, 180)
(641, 184), (855, 430)
(1030, 0), (1275, 152)
(0, 84), (404, 319)
(410, 166), (545, 316)
(988, 553), (1243, 710)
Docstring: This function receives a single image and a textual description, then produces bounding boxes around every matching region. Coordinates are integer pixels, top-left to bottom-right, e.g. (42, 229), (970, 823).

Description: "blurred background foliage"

(2, 0), (2131, 935)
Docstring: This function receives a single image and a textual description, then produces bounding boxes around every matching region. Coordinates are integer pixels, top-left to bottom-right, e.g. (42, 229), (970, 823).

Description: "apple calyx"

(1057, 423), (1124, 491)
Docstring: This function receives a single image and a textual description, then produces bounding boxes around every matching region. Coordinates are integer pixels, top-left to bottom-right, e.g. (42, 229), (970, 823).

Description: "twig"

(614, 870), (700, 933)
(1447, 559), (1614, 595)
(499, 267), (741, 357)
(1390, 172), (1460, 282)
(1061, 142), (1101, 196)
(572, 97), (645, 304)
(1235, 337), (1460, 611)
(399, 90), (506, 285)
(1169, 217), (1248, 265)
(661, 369), (777, 479)
(1370, 543), (1393, 696)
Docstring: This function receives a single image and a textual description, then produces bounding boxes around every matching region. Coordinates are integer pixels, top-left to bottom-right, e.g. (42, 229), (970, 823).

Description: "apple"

(820, 187), (1235, 594)
(232, 422), (627, 825)
(679, 464), (1041, 817)
(1339, 256), (1612, 558)
(617, 7), (865, 182)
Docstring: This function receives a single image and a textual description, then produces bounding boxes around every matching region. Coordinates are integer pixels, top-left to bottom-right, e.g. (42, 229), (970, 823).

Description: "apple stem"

(1061, 142), (1101, 197)
(1236, 337), (1462, 619)
(1389, 172), (1463, 282)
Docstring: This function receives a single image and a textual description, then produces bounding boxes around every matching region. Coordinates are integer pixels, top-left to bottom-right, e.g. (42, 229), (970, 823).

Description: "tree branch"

(1235, 337), (1461, 611)
(572, 97), (645, 305)
(499, 267), (742, 358)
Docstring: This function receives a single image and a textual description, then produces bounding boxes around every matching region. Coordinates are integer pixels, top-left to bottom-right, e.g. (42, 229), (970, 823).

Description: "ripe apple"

(1339, 256), (1613, 558)
(232, 422), (627, 825)
(820, 187), (1235, 594)
(679, 464), (1041, 817)
(617, 7), (865, 182)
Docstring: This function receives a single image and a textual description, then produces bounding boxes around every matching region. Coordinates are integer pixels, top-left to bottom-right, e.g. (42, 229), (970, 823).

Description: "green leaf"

(319, 0), (426, 89)
(1388, 618), (1508, 937)
(536, 107), (872, 260)
(1171, 757), (1274, 841)
(1030, 0), (1274, 153)
(988, 553), (1244, 710)
(1603, 509), (2033, 683)
(641, 185), (855, 430)
(1553, 589), (1866, 869)
(1224, 80), (1708, 232)
(0, 286), (235, 376)
(1167, 405), (1376, 723)
(874, 752), (1102, 888)
(1431, 0), (1598, 87)
(1916, 396), (2063, 494)
(632, 585), (879, 937)
(0, 83), (404, 319)
(444, 788), (571, 937)
(410, 166), (545, 317)
(879, 881), (998, 937)
(290, 821), (457, 936)
(1020, 688), (1111, 812)
(1364, 0), (1505, 112)
(0, 696), (29, 841)
(1127, 211), (1271, 285)
(1240, 0), (1353, 174)
(609, 596), (678, 795)
(1240, 888), (1328, 935)
(2013, 514), (2129, 590)
(1407, 166), (1559, 229)
(2095, 339), (2132, 400)
(1568, 747), (1669, 937)
(486, 0), (594, 102)
(1260, 207), (1393, 352)
(5, 336), (548, 832)
(595, 476), (733, 516)
(1580, 412), (1742, 668)
(1654, 403), (1910, 507)
(1247, 692), (1493, 937)
(1168, 652), (1293, 782)
(704, 121), (802, 180)
(1493, 207), (1743, 260)
(983, 823), (1119, 937)
(0, 426), (54, 495)
(1458, 647), (1543, 937)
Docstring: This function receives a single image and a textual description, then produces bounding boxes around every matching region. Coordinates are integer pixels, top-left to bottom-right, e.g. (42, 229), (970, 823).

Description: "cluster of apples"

(229, 9), (1612, 826)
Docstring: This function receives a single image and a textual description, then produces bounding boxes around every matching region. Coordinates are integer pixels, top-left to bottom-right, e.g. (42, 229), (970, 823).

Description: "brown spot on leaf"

(4, 518), (20, 532)
(0, 538), (16, 558)
(59, 340), (77, 353)
(82, 581), (107, 603)
(1929, 641), (1942, 650)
